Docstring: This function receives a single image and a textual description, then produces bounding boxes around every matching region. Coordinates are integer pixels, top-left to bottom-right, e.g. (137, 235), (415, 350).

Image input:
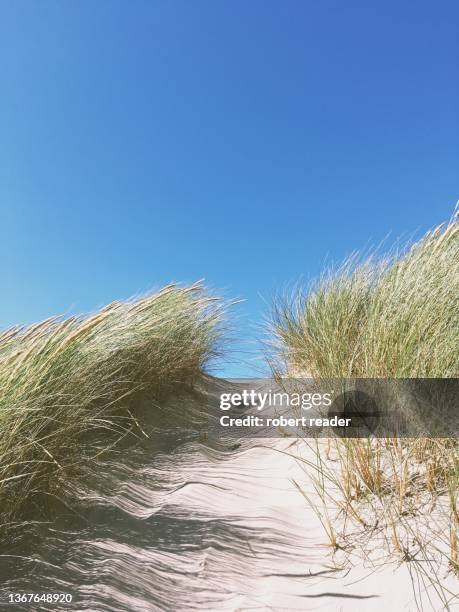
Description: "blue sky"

(1, 1), (458, 376)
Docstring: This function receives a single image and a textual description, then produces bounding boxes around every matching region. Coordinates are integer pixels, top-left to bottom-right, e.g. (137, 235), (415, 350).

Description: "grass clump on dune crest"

(272, 209), (458, 379)
(271, 209), (459, 585)
(0, 283), (224, 532)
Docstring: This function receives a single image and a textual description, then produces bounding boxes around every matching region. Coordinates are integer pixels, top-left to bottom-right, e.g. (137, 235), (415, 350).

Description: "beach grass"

(0, 282), (224, 534)
(270, 208), (459, 582)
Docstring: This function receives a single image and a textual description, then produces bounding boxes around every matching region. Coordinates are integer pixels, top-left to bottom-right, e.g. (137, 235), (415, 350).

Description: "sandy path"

(1, 380), (457, 611)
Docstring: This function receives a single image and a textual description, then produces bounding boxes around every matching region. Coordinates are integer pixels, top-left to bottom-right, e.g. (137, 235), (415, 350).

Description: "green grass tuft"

(272, 209), (458, 378)
(0, 282), (224, 531)
(271, 208), (459, 580)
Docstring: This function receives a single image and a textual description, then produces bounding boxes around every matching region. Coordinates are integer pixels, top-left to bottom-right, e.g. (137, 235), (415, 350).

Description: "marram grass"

(271, 209), (459, 579)
(0, 283), (224, 531)
(272, 209), (458, 378)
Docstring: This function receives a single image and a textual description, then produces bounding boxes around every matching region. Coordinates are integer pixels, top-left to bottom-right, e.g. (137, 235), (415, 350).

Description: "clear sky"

(1, 1), (458, 376)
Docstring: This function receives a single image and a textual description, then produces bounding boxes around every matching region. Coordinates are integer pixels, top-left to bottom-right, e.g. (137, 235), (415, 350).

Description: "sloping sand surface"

(1, 380), (457, 610)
